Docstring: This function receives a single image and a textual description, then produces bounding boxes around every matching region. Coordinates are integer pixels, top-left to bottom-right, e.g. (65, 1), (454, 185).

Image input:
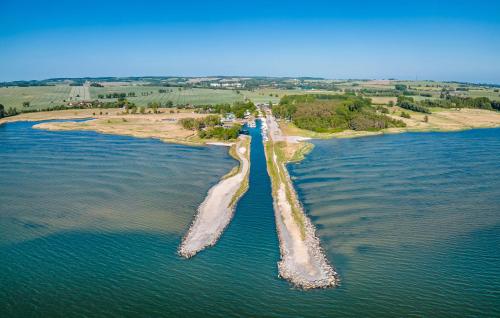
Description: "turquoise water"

(1, 121), (499, 317)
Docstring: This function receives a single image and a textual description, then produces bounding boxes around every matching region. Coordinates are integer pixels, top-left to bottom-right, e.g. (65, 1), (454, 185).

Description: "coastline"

(0, 108), (230, 146)
(179, 136), (251, 258)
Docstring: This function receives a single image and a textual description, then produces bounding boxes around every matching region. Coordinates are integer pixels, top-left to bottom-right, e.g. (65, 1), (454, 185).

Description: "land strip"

(179, 136), (251, 258)
(262, 110), (338, 289)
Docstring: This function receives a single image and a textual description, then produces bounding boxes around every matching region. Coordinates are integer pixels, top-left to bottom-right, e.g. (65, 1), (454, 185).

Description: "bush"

(199, 125), (241, 140)
(179, 118), (198, 130)
(401, 112), (411, 119)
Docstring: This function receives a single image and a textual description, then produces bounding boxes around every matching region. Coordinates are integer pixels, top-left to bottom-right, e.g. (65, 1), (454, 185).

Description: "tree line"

(420, 95), (500, 111)
(396, 96), (432, 114)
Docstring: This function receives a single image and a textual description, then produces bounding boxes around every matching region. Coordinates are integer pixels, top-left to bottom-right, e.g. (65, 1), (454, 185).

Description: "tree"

(149, 102), (159, 113)
(6, 107), (18, 116)
(0, 104), (4, 118)
(23, 101), (30, 108)
(139, 106), (146, 114)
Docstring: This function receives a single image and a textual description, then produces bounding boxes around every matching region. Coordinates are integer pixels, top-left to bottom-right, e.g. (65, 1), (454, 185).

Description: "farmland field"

(90, 86), (246, 106)
(1, 80), (499, 112)
(0, 85), (71, 110)
(243, 88), (339, 104)
(69, 84), (90, 101)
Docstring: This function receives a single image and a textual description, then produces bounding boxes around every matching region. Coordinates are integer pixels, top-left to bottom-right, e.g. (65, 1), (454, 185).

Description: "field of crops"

(467, 89), (500, 101)
(1, 81), (498, 112)
(0, 85), (71, 110)
(244, 88), (340, 104)
(89, 86), (246, 106)
(334, 80), (500, 102)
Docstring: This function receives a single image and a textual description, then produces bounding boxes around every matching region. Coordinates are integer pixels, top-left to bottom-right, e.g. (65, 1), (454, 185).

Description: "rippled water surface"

(1, 121), (499, 317)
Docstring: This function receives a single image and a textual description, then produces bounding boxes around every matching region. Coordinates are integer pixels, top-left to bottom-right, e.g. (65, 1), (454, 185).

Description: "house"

(223, 113), (236, 122)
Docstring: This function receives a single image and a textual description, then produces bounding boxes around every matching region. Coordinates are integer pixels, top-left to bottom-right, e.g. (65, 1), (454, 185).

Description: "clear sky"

(1, 0), (499, 83)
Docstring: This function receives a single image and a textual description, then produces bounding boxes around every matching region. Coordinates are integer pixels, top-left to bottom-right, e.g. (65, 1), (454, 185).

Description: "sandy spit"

(270, 150), (338, 289)
(262, 110), (338, 289)
(178, 136), (251, 258)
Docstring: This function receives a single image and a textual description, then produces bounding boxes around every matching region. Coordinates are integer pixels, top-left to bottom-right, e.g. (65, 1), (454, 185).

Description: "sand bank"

(179, 136), (251, 258)
(16, 108), (215, 145)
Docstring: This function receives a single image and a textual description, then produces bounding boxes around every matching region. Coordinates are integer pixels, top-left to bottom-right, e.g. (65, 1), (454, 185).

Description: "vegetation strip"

(179, 136), (251, 258)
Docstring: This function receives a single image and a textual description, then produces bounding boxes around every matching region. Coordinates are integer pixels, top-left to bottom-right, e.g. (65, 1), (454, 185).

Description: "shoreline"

(1, 108), (231, 147)
(262, 112), (338, 289)
(32, 120), (210, 147)
(179, 136), (251, 258)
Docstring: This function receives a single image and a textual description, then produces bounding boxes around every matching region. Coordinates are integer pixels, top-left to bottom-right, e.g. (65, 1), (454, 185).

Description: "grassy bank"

(227, 137), (251, 208)
(264, 140), (306, 238)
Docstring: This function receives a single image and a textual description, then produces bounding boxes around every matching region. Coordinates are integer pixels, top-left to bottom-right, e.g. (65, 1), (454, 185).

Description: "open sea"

(1, 120), (499, 317)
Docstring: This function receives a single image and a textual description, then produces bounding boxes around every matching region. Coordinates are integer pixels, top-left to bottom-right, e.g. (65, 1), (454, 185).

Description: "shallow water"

(1, 121), (499, 317)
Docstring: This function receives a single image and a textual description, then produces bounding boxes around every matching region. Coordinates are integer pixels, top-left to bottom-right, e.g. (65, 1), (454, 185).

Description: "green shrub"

(199, 124), (241, 140)
(401, 112), (411, 119)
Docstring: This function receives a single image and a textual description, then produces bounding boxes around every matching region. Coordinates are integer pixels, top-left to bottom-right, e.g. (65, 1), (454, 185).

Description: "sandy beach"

(179, 136), (251, 258)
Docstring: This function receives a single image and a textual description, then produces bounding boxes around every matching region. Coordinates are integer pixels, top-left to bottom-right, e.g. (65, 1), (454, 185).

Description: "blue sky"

(1, 0), (499, 83)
